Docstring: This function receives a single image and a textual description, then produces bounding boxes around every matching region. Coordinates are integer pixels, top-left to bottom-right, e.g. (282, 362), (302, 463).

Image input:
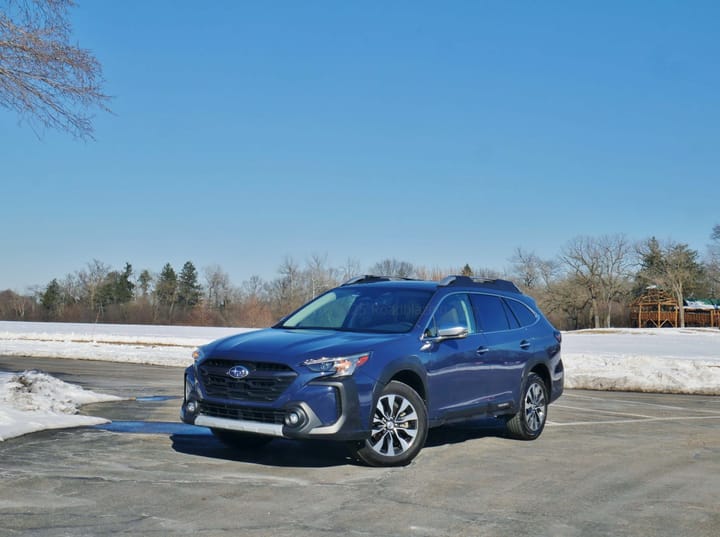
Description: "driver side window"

(424, 294), (476, 337)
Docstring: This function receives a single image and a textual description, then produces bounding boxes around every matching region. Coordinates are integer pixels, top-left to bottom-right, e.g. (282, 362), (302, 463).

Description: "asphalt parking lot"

(0, 357), (718, 537)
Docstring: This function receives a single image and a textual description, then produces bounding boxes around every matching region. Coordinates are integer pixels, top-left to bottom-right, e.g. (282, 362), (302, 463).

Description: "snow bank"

(0, 321), (253, 366)
(562, 328), (720, 395)
(0, 322), (718, 443)
(0, 370), (121, 441)
(1, 322), (719, 398)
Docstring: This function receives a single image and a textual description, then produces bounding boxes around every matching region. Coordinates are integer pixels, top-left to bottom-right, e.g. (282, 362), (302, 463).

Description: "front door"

(421, 293), (493, 417)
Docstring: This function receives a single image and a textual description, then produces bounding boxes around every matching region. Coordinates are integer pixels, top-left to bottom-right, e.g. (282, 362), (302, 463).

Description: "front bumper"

(194, 415), (284, 436)
(181, 367), (371, 442)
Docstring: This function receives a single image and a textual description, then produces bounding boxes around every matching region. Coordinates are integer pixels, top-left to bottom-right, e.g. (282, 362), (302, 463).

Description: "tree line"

(1, 227), (719, 330)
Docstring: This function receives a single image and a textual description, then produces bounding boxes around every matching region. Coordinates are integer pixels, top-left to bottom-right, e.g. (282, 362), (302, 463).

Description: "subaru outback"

(181, 275), (564, 466)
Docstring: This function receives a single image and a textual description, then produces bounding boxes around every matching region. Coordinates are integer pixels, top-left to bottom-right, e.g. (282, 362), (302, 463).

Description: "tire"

(349, 381), (428, 467)
(506, 372), (548, 440)
(211, 428), (273, 450)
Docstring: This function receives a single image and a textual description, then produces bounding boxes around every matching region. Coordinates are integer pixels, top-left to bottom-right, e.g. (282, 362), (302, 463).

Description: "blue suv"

(181, 275), (563, 466)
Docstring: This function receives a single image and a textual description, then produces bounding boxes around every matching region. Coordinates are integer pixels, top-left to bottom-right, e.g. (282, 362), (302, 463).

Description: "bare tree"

(203, 264), (231, 310)
(76, 259), (110, 314)
(510, 248), (557, 291)
(544, 275), (593, 330)
(596, 235), (633, 327)
(306, 253), (339, 299)
(369, 258), (415, 278)
(136, 269), (153, 298)
(268, 256), (302, 316)
(560, 235), (633, 328)
(560, 237), (602, 328)
(510, 248), (542, 290)
(238, 275), (272, 327)
(340, 257), (362, 282)
(708, 225), (720, 298)
(0, 0), (110, 139)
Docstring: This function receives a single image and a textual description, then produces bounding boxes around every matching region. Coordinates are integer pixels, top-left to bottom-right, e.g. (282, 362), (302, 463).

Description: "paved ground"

(0, 356), (719, 537)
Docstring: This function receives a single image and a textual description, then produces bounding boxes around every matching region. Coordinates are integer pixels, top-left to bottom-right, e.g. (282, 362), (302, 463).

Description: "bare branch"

(0, 0), (110, 139)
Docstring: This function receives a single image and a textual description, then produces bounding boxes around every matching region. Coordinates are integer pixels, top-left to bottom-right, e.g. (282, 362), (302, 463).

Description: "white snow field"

(0, 321), (719, 441)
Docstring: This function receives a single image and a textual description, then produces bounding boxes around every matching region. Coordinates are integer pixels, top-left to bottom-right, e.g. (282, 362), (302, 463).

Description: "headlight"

(192, 348), (204, 361)
(302, 352), (371, 377)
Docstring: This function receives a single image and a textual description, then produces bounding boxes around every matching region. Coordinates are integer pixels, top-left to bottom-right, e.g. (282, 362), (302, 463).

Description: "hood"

(201, 327), (407, 366)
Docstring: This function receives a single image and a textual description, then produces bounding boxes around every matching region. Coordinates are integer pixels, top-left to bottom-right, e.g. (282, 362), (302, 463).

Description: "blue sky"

(2, 1), (719, 292)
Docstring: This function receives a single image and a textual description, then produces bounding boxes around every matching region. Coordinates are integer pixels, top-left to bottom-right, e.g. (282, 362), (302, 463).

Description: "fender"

(366, 354), (429, 428)
(520, 349), (563, 405)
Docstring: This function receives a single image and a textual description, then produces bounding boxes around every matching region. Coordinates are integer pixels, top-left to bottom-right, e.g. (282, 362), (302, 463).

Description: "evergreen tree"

(636, 238), (703, 327)
(155, 264), (178, 307)
(40, 279), (62, 318)
(635, 237), (664, 292)
(177, 261), (202, 307)
(115, 263), (135, 303)
(461, 264), (473, 277)
(97, 263), (134, 308)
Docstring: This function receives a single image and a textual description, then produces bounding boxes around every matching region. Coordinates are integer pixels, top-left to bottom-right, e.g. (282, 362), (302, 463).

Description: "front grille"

(199, 359), (297, 402)
(199, 402), (285, 424)
(203, 359), (292, 372)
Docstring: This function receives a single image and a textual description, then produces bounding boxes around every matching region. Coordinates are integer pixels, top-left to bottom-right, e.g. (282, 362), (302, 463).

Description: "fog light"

(187, 401), (197, 413)
(284, 409), (305, 427)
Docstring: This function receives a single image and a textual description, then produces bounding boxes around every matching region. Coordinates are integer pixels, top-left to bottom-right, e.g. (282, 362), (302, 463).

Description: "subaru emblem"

(227, 365), (250, 379)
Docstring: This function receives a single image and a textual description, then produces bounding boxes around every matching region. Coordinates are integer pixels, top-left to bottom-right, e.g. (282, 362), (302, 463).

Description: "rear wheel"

(211, 428), (273, 449)
(506, 372), (548, 440)
(349, 381), (428, 467)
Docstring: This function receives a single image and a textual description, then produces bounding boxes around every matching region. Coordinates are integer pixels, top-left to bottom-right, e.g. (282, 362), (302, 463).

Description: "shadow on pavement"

(94, 417), (511, 468)
(169, 418), (510, 467)
(426, 417), (510, 448)
(170, 430), (357, 468)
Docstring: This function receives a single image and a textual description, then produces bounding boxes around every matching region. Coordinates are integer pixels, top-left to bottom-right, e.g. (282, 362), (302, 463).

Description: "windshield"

(278, 287), (433, 333)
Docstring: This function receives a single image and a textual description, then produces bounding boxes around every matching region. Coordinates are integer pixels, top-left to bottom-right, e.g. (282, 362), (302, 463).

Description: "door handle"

(476, 346), (489, 355)
(520, 340), (531, 350)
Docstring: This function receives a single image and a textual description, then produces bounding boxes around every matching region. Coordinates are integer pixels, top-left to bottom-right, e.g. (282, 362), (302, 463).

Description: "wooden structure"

(684, 299), (720, 327)
(630, 289), (679, 327)
(630, 288), (720, 328)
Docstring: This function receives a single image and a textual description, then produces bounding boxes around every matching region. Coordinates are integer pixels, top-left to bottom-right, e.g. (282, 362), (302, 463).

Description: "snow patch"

(0, 370), (120, 441)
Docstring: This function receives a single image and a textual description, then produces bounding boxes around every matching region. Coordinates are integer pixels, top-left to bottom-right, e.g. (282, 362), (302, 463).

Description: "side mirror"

(437, 326), (469, 340)
(424, 326), (468, 343)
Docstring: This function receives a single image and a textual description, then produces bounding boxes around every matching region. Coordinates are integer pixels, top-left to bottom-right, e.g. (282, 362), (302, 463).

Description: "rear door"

(469, 293), (530, 405)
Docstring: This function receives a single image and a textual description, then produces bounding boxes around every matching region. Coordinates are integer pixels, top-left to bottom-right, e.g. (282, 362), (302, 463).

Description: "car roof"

(342, 279), (439, 291)
(341, 275), (522, 295)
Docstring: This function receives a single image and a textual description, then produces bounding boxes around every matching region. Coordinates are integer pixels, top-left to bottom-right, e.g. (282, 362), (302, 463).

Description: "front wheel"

(348, 381), (428, 467)
(506, 372), (548, 440)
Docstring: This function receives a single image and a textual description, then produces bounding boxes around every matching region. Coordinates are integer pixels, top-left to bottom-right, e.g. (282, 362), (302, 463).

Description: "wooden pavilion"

(630, 288), (720, 328)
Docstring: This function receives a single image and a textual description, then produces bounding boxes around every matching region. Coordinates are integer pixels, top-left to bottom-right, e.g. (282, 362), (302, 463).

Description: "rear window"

(506, 298), (537, 327)
(470, 294), (511, 332)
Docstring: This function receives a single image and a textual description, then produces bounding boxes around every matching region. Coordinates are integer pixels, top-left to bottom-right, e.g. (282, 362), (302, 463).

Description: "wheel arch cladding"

(530, 363), (551, 393)
(389, 369), (427, 403)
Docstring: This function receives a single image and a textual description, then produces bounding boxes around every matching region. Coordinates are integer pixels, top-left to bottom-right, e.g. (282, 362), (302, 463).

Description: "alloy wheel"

(369, 393), (420, 457)
(524, 381), (546, 432)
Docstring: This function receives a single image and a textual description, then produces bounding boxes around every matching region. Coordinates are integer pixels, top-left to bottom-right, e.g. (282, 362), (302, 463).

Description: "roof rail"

(341, 275), (418, 286)
(438, 275), (521, 294)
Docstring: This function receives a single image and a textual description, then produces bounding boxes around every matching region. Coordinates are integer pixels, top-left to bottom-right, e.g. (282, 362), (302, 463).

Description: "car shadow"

(168, 417), (511, 467)
(425, 417), (510, 448)
(90, 419), (357, 468)
(169, 430), (360, 468)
